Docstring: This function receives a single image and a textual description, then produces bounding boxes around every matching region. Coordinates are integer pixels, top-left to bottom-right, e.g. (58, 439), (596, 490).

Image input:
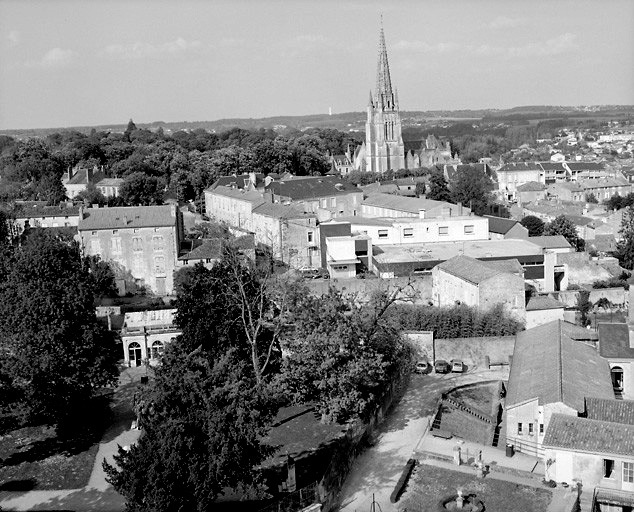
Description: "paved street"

(337, 368), (509, 512)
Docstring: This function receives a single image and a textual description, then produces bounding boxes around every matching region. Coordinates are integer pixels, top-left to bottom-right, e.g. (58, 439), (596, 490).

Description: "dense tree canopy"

(544, 215), (585, 252)
(426, 169), (451, 202)
(614, 206), (634, 269)
(449, 166), (495, 216)
(520, 215), (545, 237)
(0, 232), (119, 427)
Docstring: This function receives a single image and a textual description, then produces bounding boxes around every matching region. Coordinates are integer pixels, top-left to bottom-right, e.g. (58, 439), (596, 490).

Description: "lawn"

(399, 465), (552, 512)
(449, 382), (498, 417)
(0, 380), (141, 492)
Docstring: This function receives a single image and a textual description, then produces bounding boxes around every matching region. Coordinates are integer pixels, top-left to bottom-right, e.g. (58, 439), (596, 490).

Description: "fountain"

(438, 488), (484, 511)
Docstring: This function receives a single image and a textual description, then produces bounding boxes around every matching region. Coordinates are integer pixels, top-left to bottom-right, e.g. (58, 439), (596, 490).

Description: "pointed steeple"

(368, 90), (374, 107)
(375, 16), (393, 104)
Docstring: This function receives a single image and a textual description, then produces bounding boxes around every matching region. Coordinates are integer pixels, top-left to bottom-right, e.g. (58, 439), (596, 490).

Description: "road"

(336, 368), (508, 512)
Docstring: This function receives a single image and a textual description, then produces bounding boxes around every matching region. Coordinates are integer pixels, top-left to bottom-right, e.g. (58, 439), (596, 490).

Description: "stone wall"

(306, 275), (433, 304)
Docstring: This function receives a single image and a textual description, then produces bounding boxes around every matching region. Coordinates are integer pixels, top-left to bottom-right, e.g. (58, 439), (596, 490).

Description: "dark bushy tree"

(449, 166), (494, 215)
(520, 215), (545, 237)
(614, 206), (634, 269)
(544, 215), (585, 252)
(427, 169), (451, 202)
(120, 172), (164, 205)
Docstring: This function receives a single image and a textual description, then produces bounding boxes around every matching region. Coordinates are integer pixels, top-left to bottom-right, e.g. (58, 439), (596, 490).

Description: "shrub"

(390, 458), (417, 503)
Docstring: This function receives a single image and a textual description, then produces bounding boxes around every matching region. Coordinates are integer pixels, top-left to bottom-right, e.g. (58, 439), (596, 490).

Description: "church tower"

(365, 21), (405, 173)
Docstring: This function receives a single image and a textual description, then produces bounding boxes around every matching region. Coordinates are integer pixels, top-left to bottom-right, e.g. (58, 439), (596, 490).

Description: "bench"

(431, 429), (453, 439)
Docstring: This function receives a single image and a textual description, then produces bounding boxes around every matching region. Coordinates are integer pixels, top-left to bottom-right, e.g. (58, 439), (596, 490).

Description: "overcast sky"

(1, 0), (633, 130)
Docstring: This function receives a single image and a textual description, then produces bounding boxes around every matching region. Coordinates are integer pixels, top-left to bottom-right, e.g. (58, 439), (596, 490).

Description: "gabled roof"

(543, 413), (634, 456)
(597, 323), (634, 359)
(527, 235), (572, 250)
(211, 173), (264, 190)
(252, 202), (316, 220)
(362, 193), (470, 216)
(525, 295), (565, 311)
(550, 181), (584, 192)
(265, 176), (359, 200)
(517, 181), (546, 192)
(506, 320), (614, 410)
(206, 186), (266, 204)
(178, 239), (223, 261)
(585, 397), (634, 425)
(567, 162), (605, 171)
(498, 163), (543, 173)
(539, 162), (567, 171)
(66, 168), (104, 185)
(434, 255), (515, 285)
(13, 205), (80, 219)
(96, 178), (124, 187)
(483, 215), (520, 235)
(78, 205), (177, 230)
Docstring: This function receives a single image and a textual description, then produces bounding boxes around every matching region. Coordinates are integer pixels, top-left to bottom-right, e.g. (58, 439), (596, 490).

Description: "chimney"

(123, 215), (128, 225)
(457, 202), (463, 216)
(418, 209), (426, 219)
(86, 167), (93, 184)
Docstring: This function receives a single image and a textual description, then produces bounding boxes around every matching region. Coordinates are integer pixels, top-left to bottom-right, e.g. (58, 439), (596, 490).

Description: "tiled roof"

(178, 239), (223, 261)
(211, 173), (264, 190)
(252, 202), (316, 220)
(551, 182), (584, 192)
(540, 162), (567, 171)
(517, 181), (546, 192)
(527, 235), (572, 249)
(486, 259), (524, 274)
(598, 323), (634, 359)
(506, 320), (614, 410)
(581, 177), (630, 189)
(498, 163), (543, 173)
(542, 413), (634, 456)
(362, 193), (470, 215)
(483, 215), (519, 235)
(78, 205), (177, 230)
(567, 162), (605, 171)
(266, 176), (359, 200)
(14, 205), (80, 218)
(96, 178), (124, 187)
(591, 234), (617, 252)
(360, 182), (399, 195)
(435, 255), (513, 285)
(206, 186), (266, 203)
(585, 397), (634, 425)
(525, 295), (565, 311)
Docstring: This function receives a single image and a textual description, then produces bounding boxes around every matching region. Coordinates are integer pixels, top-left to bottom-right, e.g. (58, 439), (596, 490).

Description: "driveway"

(337, 368), (509, 512)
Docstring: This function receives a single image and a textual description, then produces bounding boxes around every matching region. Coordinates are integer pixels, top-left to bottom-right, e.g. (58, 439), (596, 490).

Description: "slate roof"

(551, 181), (584, 192)
(498, 163), (543, 173)
(252, 202), (316, 220)
(506, 320), (614, 410)
(592, 234), (617, 253)
(67, 168), (104, 185)
(96, 178), (124, 187)
(178, 239), (222, 261)
(435, 255), (515, 285)
(360, 182), (399, 195)
(78, 205), (177, 230)
(525, 295), (565, 311)
(585, 397), (634, 425)
(486, 259), (524, 274)
(540, 162), (568, 171)
(597, 323), (634, 359)
(527, 235), (572, 250)
(581, 177), (630, 189)
(206, 186), (266, 203)
(14, 205), (80, 218)
(567, 162), (605, 171)
(266, 176), (359, 200)
(483, 215), (520, 235)
(211, 173), (264, 190)
(542, 413), (634, 456)
(362, 193), (470, 215)
(517, 181), (546, 192)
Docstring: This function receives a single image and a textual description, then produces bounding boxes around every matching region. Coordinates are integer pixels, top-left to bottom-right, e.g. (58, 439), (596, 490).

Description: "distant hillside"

(2, 105), (632, 138)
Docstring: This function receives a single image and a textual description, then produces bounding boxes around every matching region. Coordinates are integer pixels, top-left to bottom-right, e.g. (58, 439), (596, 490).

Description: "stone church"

(355, 24), (460, 173)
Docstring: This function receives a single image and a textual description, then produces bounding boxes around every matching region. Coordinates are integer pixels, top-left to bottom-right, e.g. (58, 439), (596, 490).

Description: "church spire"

(375, 16), (393, 104)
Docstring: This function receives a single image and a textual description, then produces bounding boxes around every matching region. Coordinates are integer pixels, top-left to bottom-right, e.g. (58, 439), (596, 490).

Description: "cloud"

(489, 16), (525, 29)
(7, 30), (20, 46)
(25, 47), (76, 68)
(103, 37), (203, 60)
(394, 33), (578, 59)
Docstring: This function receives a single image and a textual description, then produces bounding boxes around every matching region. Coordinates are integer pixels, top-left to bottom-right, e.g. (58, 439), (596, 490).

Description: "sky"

(1, 0), (633, 130)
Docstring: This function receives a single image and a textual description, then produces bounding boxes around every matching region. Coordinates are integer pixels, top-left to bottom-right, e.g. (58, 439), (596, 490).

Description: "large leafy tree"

(614, 206), (634, 269)
(449, 165), (494, 215)
(120, 172), (165, 206)
(544, 215), (585, 252)
(427, 169), (451, 202)
(105, 253), (279, 510)
(520, 215), (545, 237)
(0, 232), (119, 427)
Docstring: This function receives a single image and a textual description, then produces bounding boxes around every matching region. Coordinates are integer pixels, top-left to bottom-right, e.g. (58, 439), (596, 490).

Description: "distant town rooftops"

(78, 205), (177, 230)
(506, 320), (613, 411)
(211, 173), (265, 190)
(526, 235), (572, 250)
(265, 176), (359, 200)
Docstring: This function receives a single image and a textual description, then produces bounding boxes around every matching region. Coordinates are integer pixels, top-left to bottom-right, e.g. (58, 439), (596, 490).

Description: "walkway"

(0, 367), (147, 511)
(337, 368), (509, 512)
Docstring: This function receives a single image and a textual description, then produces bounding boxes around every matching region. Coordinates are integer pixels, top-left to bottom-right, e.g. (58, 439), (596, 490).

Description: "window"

(320, 198), (327, 208)
(439, 226), (449, 236)
(603, 459), (615, 478)
(539, 423), (544, 435)
(403, 228), (414, 238)
(151, 340), (164, 359)
(91, 231), (97, 236)
(112, 229), (119, 235)
(330, 197), (336, 208)
(307, 231), (314, 243)
(464, 225), (474, 234)
(152, 235), (165, 250)
(154, 256), (166, 275)
(517, 423), (523, 435)
(624, 462), (634, 483)
(90, 240), (101, 253)
(110, 238), (122, 254)
(134, 228), (139, 233)
(378, 230), (388, 239)
(528, 423), (534, 435)
(132, 237), (143, 252)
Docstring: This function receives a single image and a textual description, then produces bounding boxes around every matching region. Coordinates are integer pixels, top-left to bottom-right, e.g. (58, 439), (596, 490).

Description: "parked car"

(451, 359), (465, 373)
(298, 267), (329, 279)
(434, 359), (451, 374)
(414, 361), (430, 374)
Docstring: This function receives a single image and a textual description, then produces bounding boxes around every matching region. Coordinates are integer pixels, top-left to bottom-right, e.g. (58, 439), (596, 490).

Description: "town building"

(361, 193), (470, 219)
(432, 255), (525, 321)
(483, 215), (529, 240)
(121, 308), (180, 367)
(318, 221), (372, 277)
(62, 166), (104, 199)
(547, 181), (586, 202)
(363, 24), (405, 173)
(524, 295), (565, 329)
(78, 205), (184, 296)
(96, 178), (124, 198)
(504, 320), (613, 457)
(516, 182), (547, 204)
(598, 323), (634, 400)
(8, 203), (80, 235)
(496, 163), (545, 201)
(542, 399), (634, 509)
(580, 177), (632, 202)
